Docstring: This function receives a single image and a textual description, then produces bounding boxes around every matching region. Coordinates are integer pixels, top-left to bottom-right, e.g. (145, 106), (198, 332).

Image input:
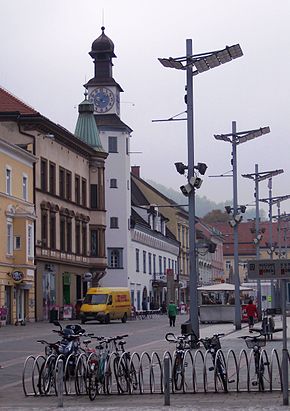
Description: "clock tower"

(86, 26), (122, 116)
(85, 27), (132, 289)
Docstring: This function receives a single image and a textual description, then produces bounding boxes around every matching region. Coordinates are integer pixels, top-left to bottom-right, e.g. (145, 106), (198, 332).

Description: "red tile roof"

(0, 86), (39, 115)
(211, 221), (284, 256)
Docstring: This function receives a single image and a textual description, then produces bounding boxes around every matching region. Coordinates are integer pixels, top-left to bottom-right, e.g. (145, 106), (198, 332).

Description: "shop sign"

(12, 270), (24, 284)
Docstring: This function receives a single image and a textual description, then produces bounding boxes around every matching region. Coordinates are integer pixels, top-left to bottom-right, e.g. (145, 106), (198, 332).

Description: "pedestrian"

(168, 300), (177, 327)
(245, 299), (258, 332)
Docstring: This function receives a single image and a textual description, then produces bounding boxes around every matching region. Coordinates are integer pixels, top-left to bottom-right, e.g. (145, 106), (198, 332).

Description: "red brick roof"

(0, 86), (39, 115)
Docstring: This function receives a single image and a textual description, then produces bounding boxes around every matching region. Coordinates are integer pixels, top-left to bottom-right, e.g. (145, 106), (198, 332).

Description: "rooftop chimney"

(131, 165), (140, 178)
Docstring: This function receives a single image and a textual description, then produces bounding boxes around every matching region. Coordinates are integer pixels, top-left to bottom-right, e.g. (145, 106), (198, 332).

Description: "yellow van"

(80, 287), (131, 324)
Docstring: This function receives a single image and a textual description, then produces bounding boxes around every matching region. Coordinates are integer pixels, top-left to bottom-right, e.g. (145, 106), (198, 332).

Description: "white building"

(85, 27), (132, 287)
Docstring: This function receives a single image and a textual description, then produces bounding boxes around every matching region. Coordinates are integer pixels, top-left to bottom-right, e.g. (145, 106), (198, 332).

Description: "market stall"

(198, 283), (253, 324)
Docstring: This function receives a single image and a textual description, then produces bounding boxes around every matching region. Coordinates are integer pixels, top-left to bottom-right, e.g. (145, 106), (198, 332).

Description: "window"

(163, 257), (166, 274)
(110, 178), (118, 188)
(67, 218), (72, 253)
(143, 251), (146, 273)
(110, 217), (119, 229)
(22, 175), (28, 200)
(27, 224), (33, 258)
(49, 162), (56, 195)
(59, 167), (65, 198)
(50, 212), (56, 249)
(226, 260), (231, 271)
(41, 210), (48, 248)
(82, 222), (87, 255)
(108, 248), (123, 268)
(6, 167), (12, 195)
(90, 230), (98, 257)
(40, 158), (48, 192)
(75, 175), (80, 204)
(153, 254), (156, 275)
(148, 253), (152, 275)
(108, 136), (118, 153)
(82, 178), (87, 207)
(136, 249), (140, 272)
(60, 216), (66, 252)
(75, 220), (81, 254)
(90, 184), (98, 209)
(14, 236), (21, 250)
(7, 221), (13, 255)
(66, 171), (72, 201)
(159, 256), (162, 275)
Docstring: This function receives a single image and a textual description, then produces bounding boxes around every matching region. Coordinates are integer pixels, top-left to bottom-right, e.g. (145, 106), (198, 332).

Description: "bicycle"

(239, 332), (268, 391)
(199, 333), (229, 392)
(112, 334), (138, 394)
(165, 332), (191, 391)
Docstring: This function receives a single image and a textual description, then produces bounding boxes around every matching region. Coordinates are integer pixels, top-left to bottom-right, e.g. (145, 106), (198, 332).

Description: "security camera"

(196, 162), (208, 175)
(180, 183), (192, 196)
(194, 177), (203, 189)
(228, 220), (236, 228)
(225, 206), (232, 214)
(240, 205), (247, 213)
(234, 214), (243, 223)
(175, 162), (188, 175)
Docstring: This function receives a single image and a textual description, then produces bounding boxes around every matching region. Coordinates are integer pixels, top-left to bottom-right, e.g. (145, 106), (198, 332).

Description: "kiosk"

(198, 283), (253, 324)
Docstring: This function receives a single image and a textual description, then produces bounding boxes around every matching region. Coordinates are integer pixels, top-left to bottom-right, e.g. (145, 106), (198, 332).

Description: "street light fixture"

(159, 42), (243, 341)
(242, 166), (284, 317)
(214, 122), (270, 330)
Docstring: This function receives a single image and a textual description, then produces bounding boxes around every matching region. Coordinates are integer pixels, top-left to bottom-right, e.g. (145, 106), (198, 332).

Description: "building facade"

(0, 137), (37, 324)
(0, 87), (107, 321)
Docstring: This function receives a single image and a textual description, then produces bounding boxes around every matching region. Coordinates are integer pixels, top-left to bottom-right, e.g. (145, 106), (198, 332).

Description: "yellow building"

(0, 137), (37, 325)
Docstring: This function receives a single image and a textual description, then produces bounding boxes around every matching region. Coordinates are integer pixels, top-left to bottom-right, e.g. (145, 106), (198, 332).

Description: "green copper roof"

(74, 96), (105, 152)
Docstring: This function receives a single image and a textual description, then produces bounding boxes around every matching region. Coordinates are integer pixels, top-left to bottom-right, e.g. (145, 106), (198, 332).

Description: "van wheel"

(105, 314), (110, 324)
(121, 313), (127, 323)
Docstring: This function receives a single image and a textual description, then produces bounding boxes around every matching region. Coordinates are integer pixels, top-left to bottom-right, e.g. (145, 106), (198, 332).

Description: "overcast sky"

(1, 0), (290, 215)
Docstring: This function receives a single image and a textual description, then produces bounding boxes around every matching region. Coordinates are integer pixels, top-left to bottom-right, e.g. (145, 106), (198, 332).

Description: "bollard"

(57, 358), (64, 408)
(164, 356), (170, 406)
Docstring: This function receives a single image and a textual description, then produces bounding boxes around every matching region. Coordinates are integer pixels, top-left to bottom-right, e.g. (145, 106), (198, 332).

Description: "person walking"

(168, 300), (177, 327)
(245, 299), (258, 332)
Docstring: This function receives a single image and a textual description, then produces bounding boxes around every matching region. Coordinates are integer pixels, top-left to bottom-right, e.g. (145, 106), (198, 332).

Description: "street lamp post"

(242, 166), (284, 318)
(159, 42), (243, 339)
(214, 123), (271, 330)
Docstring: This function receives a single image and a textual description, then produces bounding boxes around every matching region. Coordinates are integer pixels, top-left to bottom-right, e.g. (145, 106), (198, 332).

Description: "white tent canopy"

(197, 283), (253, 292)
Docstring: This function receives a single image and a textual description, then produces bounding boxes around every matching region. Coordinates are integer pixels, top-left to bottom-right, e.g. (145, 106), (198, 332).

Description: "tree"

(202, 209), (229, 223)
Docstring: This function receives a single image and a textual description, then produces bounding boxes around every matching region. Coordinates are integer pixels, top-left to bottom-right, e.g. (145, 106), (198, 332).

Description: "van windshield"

(83, 294), (108, 305)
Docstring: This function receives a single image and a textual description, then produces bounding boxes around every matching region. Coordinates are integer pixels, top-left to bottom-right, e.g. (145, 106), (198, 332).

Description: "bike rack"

(22, 347), (286, 399)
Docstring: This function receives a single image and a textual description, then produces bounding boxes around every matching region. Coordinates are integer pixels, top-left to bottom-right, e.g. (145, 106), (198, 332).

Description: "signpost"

(248, 259), (289, 405)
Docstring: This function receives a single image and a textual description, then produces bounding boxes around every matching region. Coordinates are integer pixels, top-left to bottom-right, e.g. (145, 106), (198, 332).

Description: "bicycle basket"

(245, 338), (266, 349)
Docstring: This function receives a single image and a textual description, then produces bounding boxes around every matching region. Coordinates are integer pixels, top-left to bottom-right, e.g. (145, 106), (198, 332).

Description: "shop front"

(0, 268), (35, 325)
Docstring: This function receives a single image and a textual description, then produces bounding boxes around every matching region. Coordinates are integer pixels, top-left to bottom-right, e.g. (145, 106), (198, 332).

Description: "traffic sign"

(247, 259), (290, 279)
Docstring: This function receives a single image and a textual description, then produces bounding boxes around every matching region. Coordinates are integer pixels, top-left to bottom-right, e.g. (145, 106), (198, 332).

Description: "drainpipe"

(17, 117), (37, 322)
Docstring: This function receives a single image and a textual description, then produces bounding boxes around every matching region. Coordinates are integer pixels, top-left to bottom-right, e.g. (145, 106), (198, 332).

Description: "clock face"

(89, 87), (115, 113)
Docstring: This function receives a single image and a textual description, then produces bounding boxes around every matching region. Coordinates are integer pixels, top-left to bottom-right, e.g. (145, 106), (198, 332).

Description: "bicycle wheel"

(172, 355), (184, 391)
(129, 362), (138, 391)
(38, 356), (56, 395)
(75, 355), (87, 395)
(88, 375), (98, 401)
(105, 359), (113, 394)
(258, 362), (265, 391)
(215, 353), (227, 392)
(114, 358), (128, 393)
